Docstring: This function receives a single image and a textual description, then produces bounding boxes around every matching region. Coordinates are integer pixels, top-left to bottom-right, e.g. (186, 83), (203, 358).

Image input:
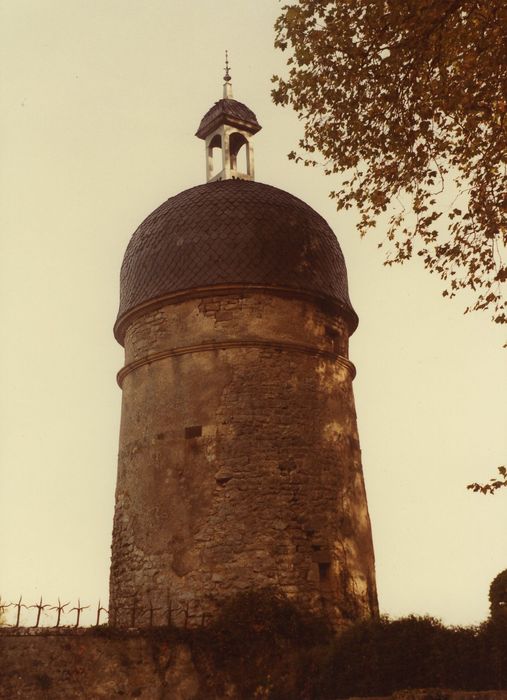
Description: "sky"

(0, 0), (505, 628)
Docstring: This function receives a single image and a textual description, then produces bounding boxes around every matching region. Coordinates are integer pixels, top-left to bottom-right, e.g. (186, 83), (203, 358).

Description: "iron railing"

(0, 595), (210, 629)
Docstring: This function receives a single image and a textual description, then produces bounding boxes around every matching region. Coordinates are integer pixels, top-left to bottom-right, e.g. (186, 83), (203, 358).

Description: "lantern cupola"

(195, 52), (261, 182)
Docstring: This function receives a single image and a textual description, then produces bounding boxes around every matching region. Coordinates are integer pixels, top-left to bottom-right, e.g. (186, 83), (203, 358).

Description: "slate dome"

(115, 179), (358, 343)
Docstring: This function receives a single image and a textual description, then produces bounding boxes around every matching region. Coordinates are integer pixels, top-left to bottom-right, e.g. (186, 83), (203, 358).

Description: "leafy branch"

(467, 466), (507, 494)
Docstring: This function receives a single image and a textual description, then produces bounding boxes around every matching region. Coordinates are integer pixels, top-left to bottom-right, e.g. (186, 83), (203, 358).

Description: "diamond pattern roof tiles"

(195, 99), (261, 139)
(115, 180), (358, 342)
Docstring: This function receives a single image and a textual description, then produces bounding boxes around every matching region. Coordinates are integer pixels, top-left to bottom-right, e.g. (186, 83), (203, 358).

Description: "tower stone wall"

(110, 290), (377, 628)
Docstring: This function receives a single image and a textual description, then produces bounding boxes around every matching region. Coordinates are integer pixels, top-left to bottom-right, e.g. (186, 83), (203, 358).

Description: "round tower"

(109, 68), (378, 629)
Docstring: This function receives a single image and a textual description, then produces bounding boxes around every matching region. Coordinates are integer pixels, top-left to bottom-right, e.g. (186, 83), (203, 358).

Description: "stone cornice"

(117, 338), (356, 388)
(114, 284), (355, 345)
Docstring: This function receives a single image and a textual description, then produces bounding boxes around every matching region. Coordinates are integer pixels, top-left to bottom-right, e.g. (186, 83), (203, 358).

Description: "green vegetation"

(490, 569), (507, 622)
(179, 590), (507, 698)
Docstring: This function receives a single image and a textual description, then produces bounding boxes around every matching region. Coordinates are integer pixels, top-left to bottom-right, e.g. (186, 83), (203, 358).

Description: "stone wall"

(0, 629), (199, 700)
(110, 291), (377, 629)
(2, 628), (506, 700)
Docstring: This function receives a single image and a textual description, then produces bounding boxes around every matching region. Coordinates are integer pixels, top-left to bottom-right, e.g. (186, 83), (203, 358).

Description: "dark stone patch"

(185, 425), (202, 439)
(35, 674), (52, 690)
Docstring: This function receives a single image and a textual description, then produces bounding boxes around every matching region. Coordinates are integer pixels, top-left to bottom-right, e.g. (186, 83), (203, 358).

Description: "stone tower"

(109, 69), (378, 629)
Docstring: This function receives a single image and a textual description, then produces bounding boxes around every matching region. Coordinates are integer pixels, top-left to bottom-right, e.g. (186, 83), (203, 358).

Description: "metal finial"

(224, 50), (231, 83)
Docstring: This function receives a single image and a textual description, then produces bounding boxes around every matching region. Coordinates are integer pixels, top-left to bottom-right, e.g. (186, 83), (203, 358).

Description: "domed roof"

(115, 180), (358, 343)
(196, 98), (261, 139)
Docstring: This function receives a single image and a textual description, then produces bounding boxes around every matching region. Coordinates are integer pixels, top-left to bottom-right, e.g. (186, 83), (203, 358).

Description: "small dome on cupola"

(195, 98), (261, 140)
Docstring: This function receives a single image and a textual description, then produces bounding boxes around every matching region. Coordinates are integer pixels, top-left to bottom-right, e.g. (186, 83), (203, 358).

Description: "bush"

(205, 588), (331, 658)
(135, 590), (507, 699)
(489, 569), (507, 622)
(191, 589), (331, 699)
(312, 615), (507, 698)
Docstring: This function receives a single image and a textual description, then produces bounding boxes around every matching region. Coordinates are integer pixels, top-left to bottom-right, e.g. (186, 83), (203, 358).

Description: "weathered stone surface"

(110, 292), (377, 629)
(0, 630), (200, 700)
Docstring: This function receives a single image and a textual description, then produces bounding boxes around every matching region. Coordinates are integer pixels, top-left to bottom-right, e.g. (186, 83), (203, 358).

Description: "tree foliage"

(273, 0), (507, 322)
(489, 569), (507, 621)
(467, 465), (507, 494)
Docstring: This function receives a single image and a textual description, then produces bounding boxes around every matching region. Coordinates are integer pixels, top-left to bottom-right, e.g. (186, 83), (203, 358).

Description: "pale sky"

(0, 1), (505, 628)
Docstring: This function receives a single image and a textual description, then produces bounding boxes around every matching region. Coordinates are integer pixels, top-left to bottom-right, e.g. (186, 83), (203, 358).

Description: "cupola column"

(222, 131), (231, 179)
(247, 140), (255, 180)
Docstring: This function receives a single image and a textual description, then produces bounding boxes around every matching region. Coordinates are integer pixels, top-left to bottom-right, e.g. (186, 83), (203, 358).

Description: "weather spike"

(224, 49), (231, 82)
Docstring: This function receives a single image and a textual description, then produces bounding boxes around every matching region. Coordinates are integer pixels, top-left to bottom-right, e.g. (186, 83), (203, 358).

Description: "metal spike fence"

(0, 595), (210, 629)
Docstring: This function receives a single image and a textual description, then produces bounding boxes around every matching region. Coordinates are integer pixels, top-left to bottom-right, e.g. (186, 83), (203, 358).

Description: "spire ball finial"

(224, 50), (231, 83)
(222, 50), (233, 99)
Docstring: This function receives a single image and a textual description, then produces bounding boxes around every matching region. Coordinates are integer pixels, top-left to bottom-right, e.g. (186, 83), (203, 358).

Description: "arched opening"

(229, 132), (249, 174)
(208, 134), (222, 177)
